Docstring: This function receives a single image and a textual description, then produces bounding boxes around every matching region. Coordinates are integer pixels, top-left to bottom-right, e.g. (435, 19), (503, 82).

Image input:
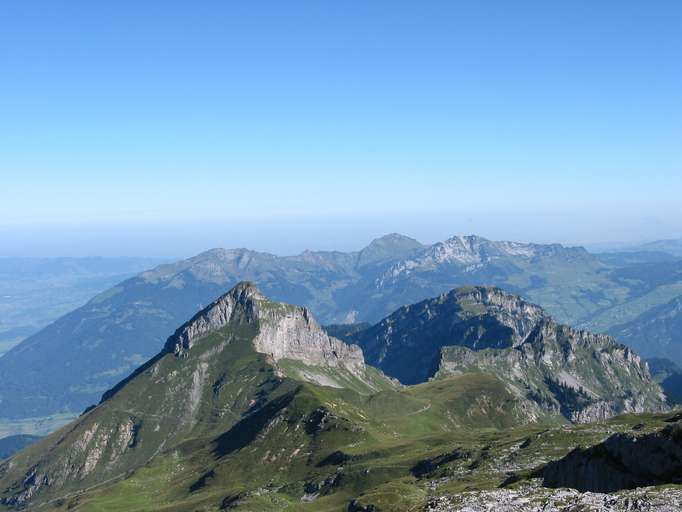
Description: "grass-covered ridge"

(0, 283), (676, 511)
(40, 407), (682, 511)
(0, 311), (553, 510)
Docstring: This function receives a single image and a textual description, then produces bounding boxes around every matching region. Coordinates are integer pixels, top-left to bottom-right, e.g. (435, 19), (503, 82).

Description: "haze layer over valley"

(2, 2), (681, 509)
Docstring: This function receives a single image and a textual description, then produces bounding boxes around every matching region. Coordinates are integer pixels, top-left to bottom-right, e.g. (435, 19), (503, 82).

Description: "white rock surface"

(166, 281), (366, 377)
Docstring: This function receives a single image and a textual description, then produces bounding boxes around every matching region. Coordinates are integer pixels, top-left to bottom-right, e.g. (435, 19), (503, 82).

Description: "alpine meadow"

(1, 2), (681, 511)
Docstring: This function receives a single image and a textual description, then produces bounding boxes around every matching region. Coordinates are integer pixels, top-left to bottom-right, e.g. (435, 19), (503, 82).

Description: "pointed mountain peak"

(228, 280), (264, 301)
(198, 280), (265, 314)
(165, 281), (266, 356)
(164, 282), (368, 380)
(357, 233), (424, 267)
(363, 233), (424, 252)
(370, 232), (420, 244)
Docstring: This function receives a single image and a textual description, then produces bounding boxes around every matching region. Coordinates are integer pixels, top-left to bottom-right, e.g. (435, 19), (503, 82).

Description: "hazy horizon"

(1, 211), (680, 259)
(2, 2), (681, 257)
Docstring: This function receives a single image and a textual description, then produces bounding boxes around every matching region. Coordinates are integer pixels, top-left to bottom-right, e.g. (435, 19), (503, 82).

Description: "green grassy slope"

(43, 407), (681, 511)
(0, 282), (677, 511)
(34, 372), (550, 512)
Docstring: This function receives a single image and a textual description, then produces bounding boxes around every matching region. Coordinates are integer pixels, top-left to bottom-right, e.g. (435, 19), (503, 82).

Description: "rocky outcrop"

(253, 304), (365, 373)
(166, 281), (367, 376)
(0, 283), (389, 508)
(426, 485), (682, 512)
(438, 317), (668, 422)
(0, 415), (141, 508)
(377, 235), (591, 285)
(540, 420), (682, 492)
(166, 281), (261, 356)
(347, 286), (547, 385)
(444, 323), (668, 423)
(1, 233), (641, 424)
(348, 286), (668, 422)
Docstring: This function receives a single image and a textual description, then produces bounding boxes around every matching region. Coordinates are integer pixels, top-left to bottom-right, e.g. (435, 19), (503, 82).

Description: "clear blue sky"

(1, 1), (681, 256)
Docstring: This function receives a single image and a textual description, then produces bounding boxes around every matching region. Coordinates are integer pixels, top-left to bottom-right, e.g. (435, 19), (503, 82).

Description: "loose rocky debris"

(424, 482), (682, 512)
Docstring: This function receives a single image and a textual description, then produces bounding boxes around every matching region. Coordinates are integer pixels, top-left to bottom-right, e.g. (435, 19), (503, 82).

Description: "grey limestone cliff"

(166, 281), (366, 376)
(346, 286), (669, 422)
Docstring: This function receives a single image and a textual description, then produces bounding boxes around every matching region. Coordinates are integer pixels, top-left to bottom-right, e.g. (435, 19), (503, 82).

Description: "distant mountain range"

(628, 238), (682, 257)
(0, 283), (669, 510)
(1, 234), (681, 432)
(0, 257), (165, 356)
(587, 237), (682, 257)
(610, 296), (682, 363)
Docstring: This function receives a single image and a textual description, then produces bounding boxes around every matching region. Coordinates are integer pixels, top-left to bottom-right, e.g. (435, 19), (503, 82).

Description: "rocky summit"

(343, 286), (669, 422)
(165, 282), (366, 377)
(0, 282), (393, 509)
(4, 233), (682, 428)
(0, 284), (679, 511)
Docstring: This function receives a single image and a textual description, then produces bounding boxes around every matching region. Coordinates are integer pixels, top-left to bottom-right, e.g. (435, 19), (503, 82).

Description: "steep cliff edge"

(348, 286), (668, 422)
(540, 418), (682, 492)
(0, 283), (392, 508)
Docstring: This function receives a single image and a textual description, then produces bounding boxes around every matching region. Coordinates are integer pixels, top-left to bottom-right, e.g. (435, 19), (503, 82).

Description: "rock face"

(253, 305), (365, 373)
(541, 421), (682, 492)
(0, 283), (390, 508)
(346, 286), (669, 422)
(3, 232), (681, 427)
(438, 319), (668, 422)
(377, 235), (591, 285)
(167, 281), (366, 374)
(346, 286), (547, 384)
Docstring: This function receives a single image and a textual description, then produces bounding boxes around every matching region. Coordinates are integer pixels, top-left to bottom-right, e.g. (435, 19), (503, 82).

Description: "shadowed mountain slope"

(609, 295), (682, 363)
(2, 234), (681, 428)
(0, 284), (675, 511)
(0, 283), (538, 510)
(539, 420), (682, 492)
(343, 287), (668, 422)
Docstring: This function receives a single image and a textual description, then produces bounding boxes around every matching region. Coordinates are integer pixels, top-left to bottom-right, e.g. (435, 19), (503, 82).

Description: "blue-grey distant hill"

(1, 234), (681, 431)
(635, 238), (682, 257)
(0, 434), (41, 460)
(0, 257), (166, 356)
(610, 296), (682, 366)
